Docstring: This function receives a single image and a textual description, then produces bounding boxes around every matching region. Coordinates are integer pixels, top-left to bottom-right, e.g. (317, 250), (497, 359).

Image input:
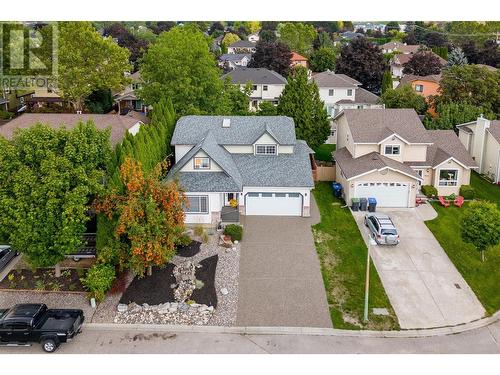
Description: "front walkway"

(352, 205), (485, 329)
(236, 197), (332, 327)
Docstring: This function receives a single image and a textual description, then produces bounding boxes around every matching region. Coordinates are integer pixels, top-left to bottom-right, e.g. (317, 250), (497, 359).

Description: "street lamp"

(363, 233), (372, 323)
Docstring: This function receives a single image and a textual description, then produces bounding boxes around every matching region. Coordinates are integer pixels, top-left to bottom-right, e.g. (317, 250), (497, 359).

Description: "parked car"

(364, 213), (400, 245)
(0, 245), (18, 272)
(0, 303), (84, 352)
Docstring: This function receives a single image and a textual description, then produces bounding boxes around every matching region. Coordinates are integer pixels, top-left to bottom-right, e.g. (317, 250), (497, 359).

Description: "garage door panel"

(355, 182), (409, 208)
(245, 192), (303, 216)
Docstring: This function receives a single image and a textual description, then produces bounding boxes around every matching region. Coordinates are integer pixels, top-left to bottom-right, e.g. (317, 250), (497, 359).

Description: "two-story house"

(114, 71), (146, 115)
(399, 74), (442, 114)
(247, 33), (260, 43)
(222, 68), (287, 111)
(218, 54), (252, 71)
(290, 52), (309, 69)
(227, 40), (257, 54)
(333, 109), (477, 207)
(390, 51), (446, 79)
(166, 116), (315, 224)
(457, 116), (500, 183)
(380, 41), (420, 54)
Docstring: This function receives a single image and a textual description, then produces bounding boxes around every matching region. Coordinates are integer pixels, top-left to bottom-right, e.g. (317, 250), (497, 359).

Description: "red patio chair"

(438, 196), (450, 208)
(453, 195), (465, 208)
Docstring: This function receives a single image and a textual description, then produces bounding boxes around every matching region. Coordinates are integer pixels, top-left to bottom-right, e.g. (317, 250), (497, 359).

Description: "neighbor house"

(167, 116), (314, 225)
(457, 116), (500, 183)
(227, 40), (257, 54)
(0, 112), (147, 146)
(222, 68), (287, 111)
(399, 73), (442, 114)
(381, 41), (420, 54)
(247, 33), (260, 43)
(390, 51), (446, 78)
(114, 71), (147, 115)
(290, 52), (309, 69)
(218, 53), (252, 71)
(310, 71), (384, 143)
(333, 109), (477, 207)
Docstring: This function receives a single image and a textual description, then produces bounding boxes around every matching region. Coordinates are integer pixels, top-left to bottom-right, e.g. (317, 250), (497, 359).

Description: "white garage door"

(245, 192), (303, 216)
(355, 182), (409, 208)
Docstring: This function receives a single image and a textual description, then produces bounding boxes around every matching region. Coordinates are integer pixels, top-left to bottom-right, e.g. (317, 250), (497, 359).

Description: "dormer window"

(384, 145), (400, 155)
(329, 89), (334, 96)
(256, 144), (277, 155)
(194, 157), (210, 169)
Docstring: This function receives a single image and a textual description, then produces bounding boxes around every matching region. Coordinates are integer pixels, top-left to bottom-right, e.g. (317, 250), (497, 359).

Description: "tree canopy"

(0, 122), (112, 267)
(424, 102), (493, 130)
(278, 22), (318, 56)
(402, 51), (443, 76)
(309, 47), (337, 72)
(277, 67), (330, 149)
(381, 85), (428, 115)
(103, 22), (149, 69)
(248, 41), (292, 77)
(448, 47), (468, 66)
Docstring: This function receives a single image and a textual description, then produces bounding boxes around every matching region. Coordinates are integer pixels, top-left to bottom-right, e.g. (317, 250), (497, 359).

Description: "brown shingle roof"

(421, 130), (477, 168)
(381, 42), (421, 54)
(0, 113), (143, 146)
(400, 73), (442, 85)
(336, 87), (381, 105)
(310, 71), (361, 87)
(393, 51), (447, 66)
(487, 120), (500, 143)
(340, 109), (432, 144)
(291, 52), (308, 61)
(334, 147), (421, 180)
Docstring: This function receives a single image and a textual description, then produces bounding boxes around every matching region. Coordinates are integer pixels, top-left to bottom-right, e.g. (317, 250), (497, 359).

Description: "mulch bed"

(0, 268), (86, 292)
(191, 255), (218, 308)
(175, 240), (201, 258)
(119, 264), (176, 305)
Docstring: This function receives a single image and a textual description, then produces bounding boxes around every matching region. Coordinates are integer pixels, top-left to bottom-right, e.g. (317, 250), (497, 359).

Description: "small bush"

(0, 110), (13, 120)
(193, 225), (204, 237)
(176, 233), (192, 247)
(459, 185), (475, 200)
(421, 185), (438, 198)
(224, 224), (243, 242)
(201, 232), (209, 243)
(81, 263), (116, 301)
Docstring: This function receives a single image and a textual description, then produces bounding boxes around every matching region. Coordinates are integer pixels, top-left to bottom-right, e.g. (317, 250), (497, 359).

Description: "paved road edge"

(85, 310), (500, 338)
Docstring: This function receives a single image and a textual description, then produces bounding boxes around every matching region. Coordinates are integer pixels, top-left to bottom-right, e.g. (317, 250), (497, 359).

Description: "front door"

(416, 170), (423, 186)
(225, 193), (238, 206)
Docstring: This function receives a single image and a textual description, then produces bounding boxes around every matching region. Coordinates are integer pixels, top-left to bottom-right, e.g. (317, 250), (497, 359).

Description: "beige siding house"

(333, 109), (477, 208)
(457, 117), (500, 183)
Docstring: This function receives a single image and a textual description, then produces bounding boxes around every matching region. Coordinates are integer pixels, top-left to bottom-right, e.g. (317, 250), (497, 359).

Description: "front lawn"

(312, 182), (399, 330)
(313, 144), (336, 162)
(425, 202), (500, 314)
(470, 171), (500, 206)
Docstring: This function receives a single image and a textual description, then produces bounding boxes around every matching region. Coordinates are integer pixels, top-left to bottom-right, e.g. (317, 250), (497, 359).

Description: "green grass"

(311, 182), (399, 330)
(425, 202), (500, 314)
(313, 144), (336, 162)
(470, 171), (500, 206)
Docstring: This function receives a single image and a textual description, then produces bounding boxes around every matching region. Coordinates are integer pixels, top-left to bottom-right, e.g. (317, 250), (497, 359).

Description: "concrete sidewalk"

(236, 197), (332, 328)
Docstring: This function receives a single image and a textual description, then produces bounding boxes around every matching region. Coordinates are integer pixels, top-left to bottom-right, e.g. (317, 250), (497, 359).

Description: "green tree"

(381, 85), (428, 114)
(139, 25), (225, 116)
(278, 22), (318, 56)
(461, 201), (500, 262)
(448, 47), (468, 66)
(0, 122), (112, 267)
(432, 46), (448, 61)
(277, 67), (330, 149)
(424, 102), (493, 130)
(221, 32), (240, 51)
(439, 65), (500, 117)
(257, 101), (278, 116)
(381, 70), (393, 94)
(57, 22), (131, 112)
(385, 21), (400, 34)
(309, 47), (337, 72)
(314, 31), (334, 49)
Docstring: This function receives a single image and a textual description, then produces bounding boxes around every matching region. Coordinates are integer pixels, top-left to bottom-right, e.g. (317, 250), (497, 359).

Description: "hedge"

(459, 185), (475, 199)
(421, 185), (438, 197)
(224, 224), (243, 242)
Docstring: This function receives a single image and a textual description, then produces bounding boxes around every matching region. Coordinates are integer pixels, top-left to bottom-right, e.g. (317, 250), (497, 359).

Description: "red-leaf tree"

(95, 157), (186, 276)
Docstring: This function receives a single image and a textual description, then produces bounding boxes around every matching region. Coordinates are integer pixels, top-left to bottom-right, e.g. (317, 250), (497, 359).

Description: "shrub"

(224, 224), (243, 242)
(176, 233), (192, 247)
(0, 110), (13, 120)
(81, 263), (116, 301)
(459, 185), (475, 200)
(201, 232), (209, 243)
(193, 225), (204, 237)
(421, 185), (438, 198)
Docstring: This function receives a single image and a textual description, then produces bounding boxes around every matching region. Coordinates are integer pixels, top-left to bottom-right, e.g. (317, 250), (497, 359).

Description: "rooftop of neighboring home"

(168, 116), (314, 191)
(290, 52), (308, 62)
(336, 87), (381, 105)
(381, 41), (421, 54)
(400, 73), (442, 85)
(311, 71), (362, 87)
(475, 64), (497, 72)
(0, 113), (146, 145)
(222, 67), (287, 85)
(392, 51), (447, 66)
(457, 118), (500, 143)
(219, 53), (252, 62)
(229, 40), (256, 48)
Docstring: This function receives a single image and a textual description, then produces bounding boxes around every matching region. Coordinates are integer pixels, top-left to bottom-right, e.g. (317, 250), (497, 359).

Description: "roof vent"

(222, 118), (231, 128)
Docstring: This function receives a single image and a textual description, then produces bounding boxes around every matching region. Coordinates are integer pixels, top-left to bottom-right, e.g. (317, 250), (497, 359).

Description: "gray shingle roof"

(222, 68), (287, 85)
(424, 130), (477, 168)
(219, 53), (251, 62)
(487, 120), (500, 143)
(171, 116), (296, 145)
(334, 147), (422, 180)
(229, 40), (256, 48)
(175, 172), (242, 192)
(340, 109), (432, 144)
(336, 87), (381, 105)
(310, 71), (361, 87)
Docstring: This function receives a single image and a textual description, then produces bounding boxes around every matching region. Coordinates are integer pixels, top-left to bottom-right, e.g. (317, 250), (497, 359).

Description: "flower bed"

(0, 268), (87, 292)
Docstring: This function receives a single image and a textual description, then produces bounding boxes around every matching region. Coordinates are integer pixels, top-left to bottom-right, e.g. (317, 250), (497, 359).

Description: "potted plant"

(229, 198), (238, 208)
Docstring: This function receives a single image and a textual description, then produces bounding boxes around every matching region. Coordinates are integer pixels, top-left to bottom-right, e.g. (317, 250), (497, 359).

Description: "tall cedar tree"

(277, 66), (330, 149)
(248, 41), (292, 77)
(335, 37), (387, 93)
(402, 51), (443, 76)
(95, 158), (186, 276)
(381, 71), (393, 94)
(0, 122), (112, 267)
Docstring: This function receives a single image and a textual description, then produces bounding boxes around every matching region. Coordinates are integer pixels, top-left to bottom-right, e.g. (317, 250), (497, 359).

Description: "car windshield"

(381, 229), (397, 235)
(0, 249), (8, 258)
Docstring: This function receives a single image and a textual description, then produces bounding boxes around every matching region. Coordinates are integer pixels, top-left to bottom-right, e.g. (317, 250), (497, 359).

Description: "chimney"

(473, 115), (491, 173)
(222, 118), (231, 128)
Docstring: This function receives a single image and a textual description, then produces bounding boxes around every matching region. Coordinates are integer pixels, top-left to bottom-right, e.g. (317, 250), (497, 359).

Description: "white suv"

(364, 213), (400, 245)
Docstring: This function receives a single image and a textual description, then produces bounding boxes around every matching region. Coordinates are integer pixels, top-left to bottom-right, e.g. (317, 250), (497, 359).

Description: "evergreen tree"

(381, 71), (393, 94)
(277, 67), (330, 149)
(309, 47), (337, 72)
(448, 47), (468, 66)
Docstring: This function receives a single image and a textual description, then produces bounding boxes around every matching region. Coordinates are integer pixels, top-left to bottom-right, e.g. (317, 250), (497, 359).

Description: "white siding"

(175, 145), (194, 162)
(180, 150), (223, 172)
(184, 193), (223, 224)
(223, 145), (254, 153)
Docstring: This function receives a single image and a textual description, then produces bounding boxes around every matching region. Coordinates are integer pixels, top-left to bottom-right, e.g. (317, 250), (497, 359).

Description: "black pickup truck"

(0, 304), (84, 352)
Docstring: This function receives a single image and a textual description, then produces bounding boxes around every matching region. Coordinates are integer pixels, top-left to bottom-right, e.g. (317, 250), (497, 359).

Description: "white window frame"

(263, 85), (268, 91)
(347, 89), (353, 96)
(328, 89), (334, 96)
(185, 195), (209, 214)
(415, 84), (424, 92)
(193, 157), (210, 170)
(384, 145), (401, 155)
(255, 144), (277, 155)
(438, 169), (459, 187)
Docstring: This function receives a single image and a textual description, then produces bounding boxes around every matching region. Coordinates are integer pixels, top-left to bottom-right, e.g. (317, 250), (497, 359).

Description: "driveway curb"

(86, 311), (500, 338)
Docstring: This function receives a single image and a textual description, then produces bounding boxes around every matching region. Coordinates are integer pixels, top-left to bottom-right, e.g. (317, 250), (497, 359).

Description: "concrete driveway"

(236, 198), (332, 328)
(352, 205), (485, 329)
